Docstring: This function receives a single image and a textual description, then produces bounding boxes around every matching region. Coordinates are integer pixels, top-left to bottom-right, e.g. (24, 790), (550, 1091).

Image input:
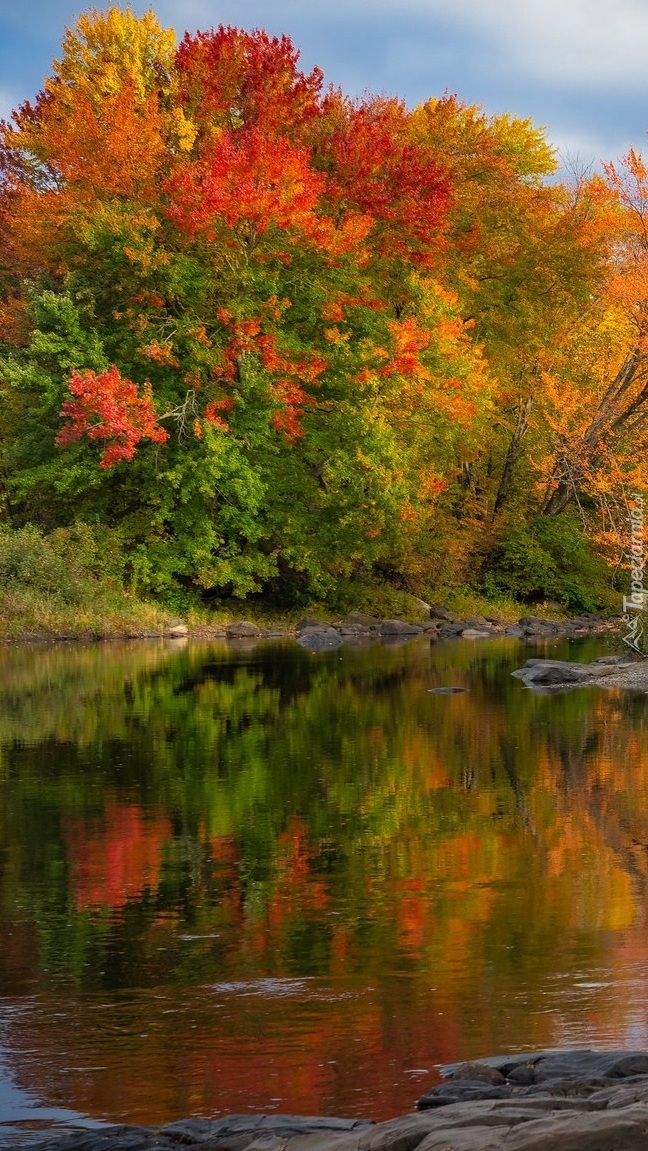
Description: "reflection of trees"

(2, 636), (648, 1120)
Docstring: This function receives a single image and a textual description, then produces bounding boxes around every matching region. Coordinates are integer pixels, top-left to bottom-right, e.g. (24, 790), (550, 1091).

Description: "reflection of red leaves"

(62, 800), (172, 911)
(56, 366), (168, 468)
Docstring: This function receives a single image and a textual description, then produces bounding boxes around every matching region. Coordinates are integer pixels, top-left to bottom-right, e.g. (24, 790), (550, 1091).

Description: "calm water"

(1, 633), (648, 1144)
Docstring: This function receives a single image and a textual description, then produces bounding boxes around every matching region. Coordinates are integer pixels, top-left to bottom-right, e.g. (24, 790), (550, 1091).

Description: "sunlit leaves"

(56, 366), (169, 468)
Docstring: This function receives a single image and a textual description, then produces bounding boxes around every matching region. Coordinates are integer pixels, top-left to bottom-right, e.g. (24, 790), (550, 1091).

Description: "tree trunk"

(492, 396), (533, 516)
(541, 474), (572, 517)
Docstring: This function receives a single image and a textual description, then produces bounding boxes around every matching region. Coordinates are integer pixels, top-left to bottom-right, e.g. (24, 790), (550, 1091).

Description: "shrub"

(480, 515), (614, 613)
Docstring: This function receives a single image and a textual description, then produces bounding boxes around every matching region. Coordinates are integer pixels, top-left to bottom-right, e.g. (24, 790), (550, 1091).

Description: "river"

(0, 633), (647, 1144)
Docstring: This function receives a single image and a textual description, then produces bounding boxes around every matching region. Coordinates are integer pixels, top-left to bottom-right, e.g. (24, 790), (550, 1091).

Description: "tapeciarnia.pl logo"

(622, 493), (647, 656)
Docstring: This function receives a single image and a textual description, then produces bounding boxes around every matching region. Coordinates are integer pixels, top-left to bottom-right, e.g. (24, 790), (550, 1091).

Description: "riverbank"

(0, 530), (617, 643)
(25, 1049), (648, 1150)
(0, 603), (618, 646)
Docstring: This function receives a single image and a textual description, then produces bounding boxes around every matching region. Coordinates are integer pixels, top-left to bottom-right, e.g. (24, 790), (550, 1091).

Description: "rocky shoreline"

(178, 608), (617, 648)
(26, 1049), (648, 1150)
(4, 603), (620, 648)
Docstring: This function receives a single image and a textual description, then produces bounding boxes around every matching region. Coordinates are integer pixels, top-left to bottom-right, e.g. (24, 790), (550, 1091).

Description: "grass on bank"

(0, 524), (172, 640)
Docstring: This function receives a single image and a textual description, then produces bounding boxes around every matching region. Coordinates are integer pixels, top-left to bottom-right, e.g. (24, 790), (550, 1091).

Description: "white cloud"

(3, 0), (646, 167)
(161, 0), (648, 90)
(426, 0), (648, 91)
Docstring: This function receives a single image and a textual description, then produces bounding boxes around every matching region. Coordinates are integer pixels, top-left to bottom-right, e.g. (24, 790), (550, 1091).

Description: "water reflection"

(1, 635), (648, 1143)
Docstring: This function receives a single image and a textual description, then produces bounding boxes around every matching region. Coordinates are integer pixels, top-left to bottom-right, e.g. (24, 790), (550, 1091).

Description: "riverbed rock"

(27, 1049), (648, 1151)
(225, 621), (267, 638)
(517, 616), (564, 636)
(379, 619), (424, 635)
(165, 620), (189, 638)
(451, 1062), (507, 1085)
(296, 626), (343, 650)
(438, 621), (469, 636)
(343, 612), (382, 629)
(513, 658), (634, 690)
(428, 686), (468, 694)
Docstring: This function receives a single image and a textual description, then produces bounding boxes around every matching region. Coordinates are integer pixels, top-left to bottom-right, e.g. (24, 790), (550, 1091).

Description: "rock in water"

(296, 626), (343, 650)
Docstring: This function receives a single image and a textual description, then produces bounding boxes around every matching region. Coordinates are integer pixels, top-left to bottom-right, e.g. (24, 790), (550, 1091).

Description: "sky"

(1, 0), (648, 170)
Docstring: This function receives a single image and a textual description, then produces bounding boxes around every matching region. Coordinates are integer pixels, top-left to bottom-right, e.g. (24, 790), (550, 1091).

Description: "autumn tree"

(0, 8), (492, 604)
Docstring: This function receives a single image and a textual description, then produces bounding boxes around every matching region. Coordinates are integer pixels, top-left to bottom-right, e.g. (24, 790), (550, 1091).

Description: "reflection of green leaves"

(1, 636), (646, 1001)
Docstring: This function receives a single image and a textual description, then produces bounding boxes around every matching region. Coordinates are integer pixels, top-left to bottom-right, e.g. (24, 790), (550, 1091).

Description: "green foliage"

(480, 515), (615, 613)
(0, 523), (170, 637)
(0, 524), (86, 604)
(0, 291), (111, 523)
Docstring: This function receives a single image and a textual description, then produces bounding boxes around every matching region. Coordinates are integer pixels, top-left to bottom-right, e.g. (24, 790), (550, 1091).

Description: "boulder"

(428, 605), (457, 621)
(438, 622), (468, 636)
(296, 626), (343, 650)
(514, 662), (585, 686)
(451, 1062), (506, 1085)
(517, 616), (569, 637)
(340, 612), (382, 629)
(165, 621), (189, 638)
(226, 621), (267, 638)
(379, 619), (424, 635)
(513, 658), (624, 689)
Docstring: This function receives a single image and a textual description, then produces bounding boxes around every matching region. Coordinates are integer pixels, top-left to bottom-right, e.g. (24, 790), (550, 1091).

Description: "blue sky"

(2, 0), (648, 169)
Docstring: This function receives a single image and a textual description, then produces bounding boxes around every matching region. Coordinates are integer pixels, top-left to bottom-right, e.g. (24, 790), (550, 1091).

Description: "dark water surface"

(1, 634), (648, 1144)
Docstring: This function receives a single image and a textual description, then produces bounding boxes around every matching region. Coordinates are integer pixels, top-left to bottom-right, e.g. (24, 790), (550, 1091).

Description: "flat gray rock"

(379, 620), (424, 635)
(226, 622), (267, 638)
(428, 686), (468, 694)
(296, 627), (343, 650)
(512, 658), (638, 691)
(340, 613), (382, 629)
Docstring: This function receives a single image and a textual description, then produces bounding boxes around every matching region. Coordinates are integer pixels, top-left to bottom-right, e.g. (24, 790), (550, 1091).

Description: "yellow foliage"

(52, 6), (176, 102)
